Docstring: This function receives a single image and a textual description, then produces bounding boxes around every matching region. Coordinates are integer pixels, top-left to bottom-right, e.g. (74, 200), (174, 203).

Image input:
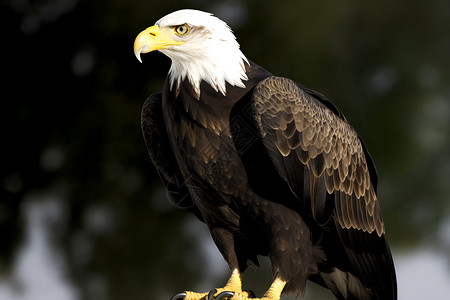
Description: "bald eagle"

(134, 9), (397, 300)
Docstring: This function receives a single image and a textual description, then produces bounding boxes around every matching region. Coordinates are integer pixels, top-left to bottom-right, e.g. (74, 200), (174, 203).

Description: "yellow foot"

(208, 277), (286, 300)
(207, 290), (257, 300)
(169, 270), (285, 300)
(170, 289), (253, 300)
(207, 289), (254, 300)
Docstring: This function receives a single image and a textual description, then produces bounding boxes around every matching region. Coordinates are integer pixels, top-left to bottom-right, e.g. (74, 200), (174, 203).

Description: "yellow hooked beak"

(134, 25), (184, 63)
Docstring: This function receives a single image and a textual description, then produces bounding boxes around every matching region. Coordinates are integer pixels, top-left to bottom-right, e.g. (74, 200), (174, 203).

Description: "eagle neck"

(164, 61), (272, 136)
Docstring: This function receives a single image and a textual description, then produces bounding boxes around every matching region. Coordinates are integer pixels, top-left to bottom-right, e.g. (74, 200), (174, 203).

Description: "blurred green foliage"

(2, 0), (450, 299)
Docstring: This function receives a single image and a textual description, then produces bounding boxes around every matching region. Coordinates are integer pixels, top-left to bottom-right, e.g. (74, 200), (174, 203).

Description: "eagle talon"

(216, 291), (235, 300)
(170, 292), (187, 300)
(207, 289), (218, 300)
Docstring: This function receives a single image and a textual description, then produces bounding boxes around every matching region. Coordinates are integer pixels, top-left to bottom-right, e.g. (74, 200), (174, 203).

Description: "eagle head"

(134, 9), (249, 96)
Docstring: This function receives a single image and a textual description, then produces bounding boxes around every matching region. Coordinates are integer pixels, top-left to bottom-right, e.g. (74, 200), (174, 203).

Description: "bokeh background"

(2, 0), (450, 299)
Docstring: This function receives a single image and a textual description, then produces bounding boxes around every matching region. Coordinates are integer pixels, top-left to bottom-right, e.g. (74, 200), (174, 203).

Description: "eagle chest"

(163, 96), (249, 201)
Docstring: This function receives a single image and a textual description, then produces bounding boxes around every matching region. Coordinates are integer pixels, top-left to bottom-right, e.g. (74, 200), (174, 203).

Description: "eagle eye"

(174, 24), (190, 36)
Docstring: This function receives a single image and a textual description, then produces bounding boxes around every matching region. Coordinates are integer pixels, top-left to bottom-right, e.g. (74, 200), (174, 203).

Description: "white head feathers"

(155, 9), (249, 97)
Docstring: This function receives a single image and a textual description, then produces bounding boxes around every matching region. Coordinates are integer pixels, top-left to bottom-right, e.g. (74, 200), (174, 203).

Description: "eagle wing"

(251, 77), (383, 235)
(241, 76), (396, 298)
(141, 92), (204, 221)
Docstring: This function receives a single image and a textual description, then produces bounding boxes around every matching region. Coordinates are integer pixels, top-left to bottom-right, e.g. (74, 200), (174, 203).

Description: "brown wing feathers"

(251, 77), (397, 299)
(252, 76), (384, 236)
(141, 92), (204, 221)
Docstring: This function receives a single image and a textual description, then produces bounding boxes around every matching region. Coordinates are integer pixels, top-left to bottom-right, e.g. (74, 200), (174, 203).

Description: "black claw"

(170, 292), (187, 300)
(216, 291), (234, 300)
(207, 289), (217, 300)
(243, 290), (256, 298)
